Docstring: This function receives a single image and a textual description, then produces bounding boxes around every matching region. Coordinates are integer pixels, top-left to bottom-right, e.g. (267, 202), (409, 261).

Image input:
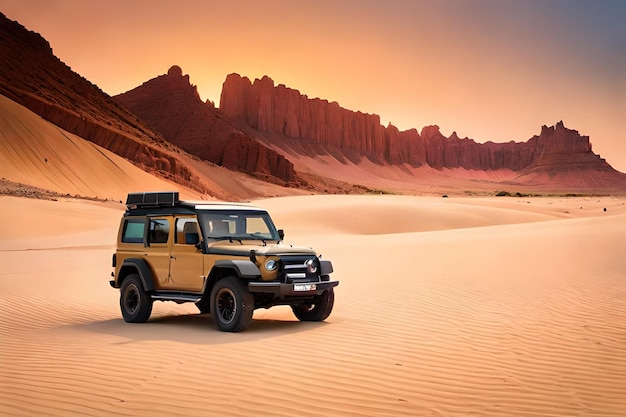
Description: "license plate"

(294, 283), (316, 292)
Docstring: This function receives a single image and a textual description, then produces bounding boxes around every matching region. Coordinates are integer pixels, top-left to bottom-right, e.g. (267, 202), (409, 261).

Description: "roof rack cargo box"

(126, 191), (179, 207)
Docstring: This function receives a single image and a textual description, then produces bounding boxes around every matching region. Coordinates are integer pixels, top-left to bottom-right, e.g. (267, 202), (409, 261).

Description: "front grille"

(278, 255), (320, 283)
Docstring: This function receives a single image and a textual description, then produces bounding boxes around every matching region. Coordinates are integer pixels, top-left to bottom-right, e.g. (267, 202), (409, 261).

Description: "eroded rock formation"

(0, 13), (206, 193)
(220, 74), (621, 180)
(115, 68), (298, 184)
(3, 10), (623, 194)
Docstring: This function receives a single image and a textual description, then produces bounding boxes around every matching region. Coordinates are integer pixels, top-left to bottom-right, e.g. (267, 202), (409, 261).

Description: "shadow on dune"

(77, 313), (323, 345)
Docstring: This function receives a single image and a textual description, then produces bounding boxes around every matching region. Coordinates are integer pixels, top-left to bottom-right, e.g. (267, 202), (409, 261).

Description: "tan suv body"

(110, 192), (338, 331)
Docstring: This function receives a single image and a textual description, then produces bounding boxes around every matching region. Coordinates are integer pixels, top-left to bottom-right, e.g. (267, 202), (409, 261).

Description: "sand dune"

(0, 94), (307, 202)
(0, 95), (200, 202)
(1, 194), (625, 416)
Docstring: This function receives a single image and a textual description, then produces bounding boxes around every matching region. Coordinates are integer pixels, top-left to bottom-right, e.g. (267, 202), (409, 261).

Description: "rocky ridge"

(114, 66), (298, 185)
(2, 11), (624, 195)
(0, 13), (208, 194)
(220, 74), (624, 189)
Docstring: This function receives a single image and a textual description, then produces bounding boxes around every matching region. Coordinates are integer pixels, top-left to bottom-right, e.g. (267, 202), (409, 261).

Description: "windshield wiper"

(248, 233), (270, 245)
(211, 236), (234, 243)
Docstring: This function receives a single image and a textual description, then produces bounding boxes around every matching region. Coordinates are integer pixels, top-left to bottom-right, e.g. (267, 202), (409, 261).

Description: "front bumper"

(248, 280), (339, 298)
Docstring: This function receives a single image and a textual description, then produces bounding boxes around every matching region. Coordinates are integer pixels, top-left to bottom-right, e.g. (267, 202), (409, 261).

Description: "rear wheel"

(291, 288), (334, 321)
(210, 277), (254, 332)
(120, 274), (153, 323)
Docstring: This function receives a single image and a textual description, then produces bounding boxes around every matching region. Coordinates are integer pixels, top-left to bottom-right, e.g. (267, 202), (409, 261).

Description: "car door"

(146, 216), (173, 289)
(168, 216), (204, 292)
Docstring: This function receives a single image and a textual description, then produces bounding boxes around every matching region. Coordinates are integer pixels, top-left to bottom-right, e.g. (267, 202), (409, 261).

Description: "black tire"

(210, 277), (254, 332)
(291, 288), (335, 322)
(120, 274), (153, 323)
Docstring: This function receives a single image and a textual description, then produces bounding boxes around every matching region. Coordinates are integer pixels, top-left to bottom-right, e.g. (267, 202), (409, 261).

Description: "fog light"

(265, 259), (278, 271)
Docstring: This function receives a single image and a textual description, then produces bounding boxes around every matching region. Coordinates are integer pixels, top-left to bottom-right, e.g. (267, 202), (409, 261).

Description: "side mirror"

(278, 229), (285, 241)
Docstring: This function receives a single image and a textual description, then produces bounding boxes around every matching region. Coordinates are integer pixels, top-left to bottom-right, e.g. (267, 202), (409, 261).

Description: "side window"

(176, 218), (200, 245)
(149, 219), (170, 244)
(122, 219), (145, 244)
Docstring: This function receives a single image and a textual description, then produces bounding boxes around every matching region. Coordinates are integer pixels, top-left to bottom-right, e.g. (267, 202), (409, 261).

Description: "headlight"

(305, 259), (318, 274)
(265, 259), (278, 271)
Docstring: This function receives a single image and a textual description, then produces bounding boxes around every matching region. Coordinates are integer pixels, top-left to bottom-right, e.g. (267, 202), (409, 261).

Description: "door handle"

(171, 255), (176, 260)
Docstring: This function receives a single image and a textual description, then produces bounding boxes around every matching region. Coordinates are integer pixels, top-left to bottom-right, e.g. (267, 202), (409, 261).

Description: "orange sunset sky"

(2, 0), (625, 172)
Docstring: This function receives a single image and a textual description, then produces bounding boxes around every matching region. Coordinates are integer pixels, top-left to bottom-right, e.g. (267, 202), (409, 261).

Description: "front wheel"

(210, 277), (254, 332)
(291, 288), (335, 322)
(120, 274), (153, 323)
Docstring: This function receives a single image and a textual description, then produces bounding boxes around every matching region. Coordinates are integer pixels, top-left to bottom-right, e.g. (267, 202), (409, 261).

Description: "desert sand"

(1, 193), (625, 416)
(1, 89), (625, 416)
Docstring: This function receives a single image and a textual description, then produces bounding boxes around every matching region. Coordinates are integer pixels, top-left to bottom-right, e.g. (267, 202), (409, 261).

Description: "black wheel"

(120, 274), (153, 323)
(210, 277), (254, 332)
(291, 288), (335, 322)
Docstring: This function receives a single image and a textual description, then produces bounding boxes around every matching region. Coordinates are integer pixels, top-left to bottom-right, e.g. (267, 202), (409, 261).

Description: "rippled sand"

(1, 195), (625, 416)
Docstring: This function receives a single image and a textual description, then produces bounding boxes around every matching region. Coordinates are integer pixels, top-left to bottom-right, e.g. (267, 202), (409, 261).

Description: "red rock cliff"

(0, 13), (206, 193)
(220, 74), (619, 177)
(115, 67), (298, 184)
(221, 74), (387, 158)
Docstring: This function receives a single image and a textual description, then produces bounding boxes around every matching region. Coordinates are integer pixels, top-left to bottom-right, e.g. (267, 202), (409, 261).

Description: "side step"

(151, 292), (203, 303)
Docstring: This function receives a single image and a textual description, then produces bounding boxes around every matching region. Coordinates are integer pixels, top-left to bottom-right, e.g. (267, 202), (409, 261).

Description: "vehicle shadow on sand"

(78, 313), (326, 345)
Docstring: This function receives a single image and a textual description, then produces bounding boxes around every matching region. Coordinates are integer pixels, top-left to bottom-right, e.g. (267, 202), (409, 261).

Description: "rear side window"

(122, 219), (145, 244)
(149, 219), (170, 244)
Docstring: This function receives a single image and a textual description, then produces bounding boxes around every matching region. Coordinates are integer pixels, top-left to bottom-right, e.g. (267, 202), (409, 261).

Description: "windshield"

(197, 210), (279, 241)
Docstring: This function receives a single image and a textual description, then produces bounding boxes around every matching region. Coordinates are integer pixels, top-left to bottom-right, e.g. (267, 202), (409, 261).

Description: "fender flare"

(320, 260), (334, 275)
(120, 258), (155, 292)
(213, 259), (261, 279)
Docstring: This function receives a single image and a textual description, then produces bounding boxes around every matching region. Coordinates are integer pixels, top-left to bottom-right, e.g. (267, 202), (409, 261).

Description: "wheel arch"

(119, 258), (156, 292)
(204, 260), (261, 295)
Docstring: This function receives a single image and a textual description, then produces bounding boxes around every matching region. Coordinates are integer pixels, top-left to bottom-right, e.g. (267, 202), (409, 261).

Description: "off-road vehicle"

(110, 192), (338, 332)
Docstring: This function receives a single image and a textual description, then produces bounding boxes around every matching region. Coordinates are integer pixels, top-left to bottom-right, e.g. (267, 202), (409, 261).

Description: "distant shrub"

(367, 188), (399, 195)
(495, 190), (511, 197)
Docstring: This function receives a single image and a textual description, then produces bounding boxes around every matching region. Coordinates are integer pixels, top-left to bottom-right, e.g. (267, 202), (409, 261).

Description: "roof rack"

(126, 191), (179, 208)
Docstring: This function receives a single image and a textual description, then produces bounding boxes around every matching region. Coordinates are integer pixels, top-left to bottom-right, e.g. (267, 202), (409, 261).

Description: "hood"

(207, 240), (317, 256)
